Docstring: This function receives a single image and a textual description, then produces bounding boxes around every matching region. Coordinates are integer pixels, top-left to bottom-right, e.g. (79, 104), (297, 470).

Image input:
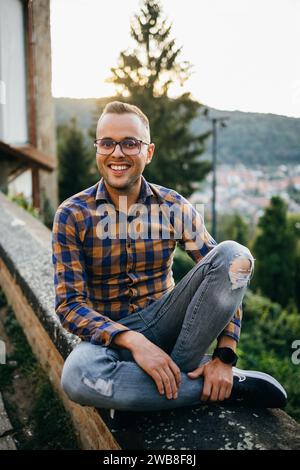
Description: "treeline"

(55, 98), (300, 167)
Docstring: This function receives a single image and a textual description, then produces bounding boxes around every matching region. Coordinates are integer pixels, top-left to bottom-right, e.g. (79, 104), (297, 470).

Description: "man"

(52, 101), (287, 413)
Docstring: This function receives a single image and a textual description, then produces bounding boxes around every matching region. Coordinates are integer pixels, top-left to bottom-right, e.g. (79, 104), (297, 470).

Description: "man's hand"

(112, 331), (181, 399)
(187, 358), (233, 402)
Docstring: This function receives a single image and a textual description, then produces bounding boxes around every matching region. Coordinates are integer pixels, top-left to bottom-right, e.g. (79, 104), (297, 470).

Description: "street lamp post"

(208, 116), (229, 240)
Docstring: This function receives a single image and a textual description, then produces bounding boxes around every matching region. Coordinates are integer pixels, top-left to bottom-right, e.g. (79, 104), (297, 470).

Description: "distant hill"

(54, 97), (300, 166)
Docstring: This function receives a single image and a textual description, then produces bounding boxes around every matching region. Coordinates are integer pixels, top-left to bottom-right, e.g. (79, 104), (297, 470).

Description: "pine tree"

(252, 196), (297, 307)
(57, 118), (98, 203)
(107, 0), (211, 197)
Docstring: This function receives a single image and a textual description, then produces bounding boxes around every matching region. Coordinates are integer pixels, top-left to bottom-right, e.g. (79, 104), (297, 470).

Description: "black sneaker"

(226, 367), (288, 408)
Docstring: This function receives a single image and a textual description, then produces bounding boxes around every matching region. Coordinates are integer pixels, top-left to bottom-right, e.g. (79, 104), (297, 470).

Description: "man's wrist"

(217, 335), (237, 352)
(212, 347), (238, 366)
(112, 330), (144, 350)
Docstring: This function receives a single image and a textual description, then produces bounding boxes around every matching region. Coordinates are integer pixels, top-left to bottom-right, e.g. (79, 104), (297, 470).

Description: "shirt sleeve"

(52, 205), (130, 347)
(177, 198), (242, 343)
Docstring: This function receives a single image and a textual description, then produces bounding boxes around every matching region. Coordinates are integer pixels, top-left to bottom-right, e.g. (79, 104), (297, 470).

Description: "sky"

(50, 0), (300, 117)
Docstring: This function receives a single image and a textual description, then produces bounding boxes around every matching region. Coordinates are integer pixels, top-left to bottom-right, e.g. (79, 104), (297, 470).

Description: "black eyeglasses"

(94, 137), (150, 156)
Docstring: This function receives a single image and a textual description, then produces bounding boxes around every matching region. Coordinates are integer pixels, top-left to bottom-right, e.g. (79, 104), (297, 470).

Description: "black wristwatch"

(212, 347), (238, 366)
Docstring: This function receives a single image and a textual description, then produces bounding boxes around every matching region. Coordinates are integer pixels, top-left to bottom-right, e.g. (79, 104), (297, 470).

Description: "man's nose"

(111, 143), (124, 157)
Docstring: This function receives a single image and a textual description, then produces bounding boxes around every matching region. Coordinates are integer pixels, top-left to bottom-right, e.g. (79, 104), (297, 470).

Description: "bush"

(239, 290), (300, 421)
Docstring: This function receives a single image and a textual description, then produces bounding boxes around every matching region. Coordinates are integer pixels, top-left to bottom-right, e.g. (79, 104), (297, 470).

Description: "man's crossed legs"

(61, 240), (287, 412)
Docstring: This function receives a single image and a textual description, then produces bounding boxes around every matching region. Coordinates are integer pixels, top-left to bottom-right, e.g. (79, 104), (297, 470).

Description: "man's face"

(95, 113), (155, 192)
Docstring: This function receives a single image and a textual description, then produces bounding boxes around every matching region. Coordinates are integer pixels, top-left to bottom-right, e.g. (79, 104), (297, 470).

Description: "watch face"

(221, 348), (235, 363)
(216, 348), (237, 365)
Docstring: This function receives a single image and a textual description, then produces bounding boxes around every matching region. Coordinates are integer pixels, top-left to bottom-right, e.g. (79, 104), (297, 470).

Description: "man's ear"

(146, 143), (155, 164)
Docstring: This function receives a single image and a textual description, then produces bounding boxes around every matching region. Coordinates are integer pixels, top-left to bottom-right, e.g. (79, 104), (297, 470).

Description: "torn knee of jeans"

(228, 252), (255, 290)
(82, 376), (113, 397)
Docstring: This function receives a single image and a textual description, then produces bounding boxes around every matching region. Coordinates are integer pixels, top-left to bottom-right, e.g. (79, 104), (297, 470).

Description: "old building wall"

(32, 0), (58, 210)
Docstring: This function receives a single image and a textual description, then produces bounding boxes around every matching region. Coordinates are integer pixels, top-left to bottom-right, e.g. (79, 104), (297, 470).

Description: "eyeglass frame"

(94, 137), (151, 156)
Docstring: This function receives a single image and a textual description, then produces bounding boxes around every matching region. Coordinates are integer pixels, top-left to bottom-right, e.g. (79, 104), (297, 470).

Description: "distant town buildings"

(190, 163), (300, 223)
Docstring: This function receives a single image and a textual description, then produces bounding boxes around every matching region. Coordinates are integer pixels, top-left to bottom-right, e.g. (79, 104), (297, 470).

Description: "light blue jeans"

(61, 240), (255, 411)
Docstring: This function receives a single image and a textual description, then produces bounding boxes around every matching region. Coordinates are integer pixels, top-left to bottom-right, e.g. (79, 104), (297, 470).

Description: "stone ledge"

(0, 191), (79, 360)
(0, 435), (17, 451)
(99, 405), (300, 450)
(0, 191), (300, 450)
(0, 393), (16, 450)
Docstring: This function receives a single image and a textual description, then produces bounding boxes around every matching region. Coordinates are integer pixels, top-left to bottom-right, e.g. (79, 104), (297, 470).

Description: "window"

(0, 0), (28, 145)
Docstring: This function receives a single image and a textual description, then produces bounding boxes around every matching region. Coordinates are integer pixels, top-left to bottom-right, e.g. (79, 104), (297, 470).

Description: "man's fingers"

(210, 384), (220, 402)
(201, 379), (212, 401)
(151, 369), (164, 395)
(165, 365), (179, 398)
(217, 384), (228, 402)
(158, 368), (173, 399)
(169, 361), (182, 387)
(188, 366), (204, 378)
(225, 383), (233, 400)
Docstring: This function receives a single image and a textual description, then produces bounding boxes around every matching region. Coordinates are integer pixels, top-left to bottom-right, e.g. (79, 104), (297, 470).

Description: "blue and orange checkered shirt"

(52, 176), (243, 347)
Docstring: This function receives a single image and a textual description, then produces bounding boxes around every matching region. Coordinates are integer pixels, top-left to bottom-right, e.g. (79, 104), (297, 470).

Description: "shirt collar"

(95, 175), (154, 204)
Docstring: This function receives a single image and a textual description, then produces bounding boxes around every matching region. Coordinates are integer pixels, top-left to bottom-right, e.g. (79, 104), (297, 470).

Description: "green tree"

(217, 212), (250, 245)
(172, 245), (195, 284)
(107, 0), (211, 197)
(40, 190), (55, 229)
(252, 196), (297, 307)
(57, 118), (98, 203)
(288, 212), (300, 310)
(239, 290), (300, 422)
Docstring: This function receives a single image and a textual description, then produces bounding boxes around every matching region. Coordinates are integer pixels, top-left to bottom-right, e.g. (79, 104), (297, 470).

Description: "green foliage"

(194, 108), (300, 166)
(172, 245), (195, 284)
(57, 117), (98, 203)
(55, 98), (300, 168)
(8, 192), (55, 230)
(4, 308), (37, 376)
(252, 196), (297, 308)
(9, 194), (39, 218)
(0, 292), (78, 449)
(217, 212), (250, 245)
(23, 377), (78, 450)
(40, 190), (56, 229)
(287, 212), (300, 311)
(107, 0), (212, 198)
(110, 0), (190, 99)
(239, 290), (300, 421)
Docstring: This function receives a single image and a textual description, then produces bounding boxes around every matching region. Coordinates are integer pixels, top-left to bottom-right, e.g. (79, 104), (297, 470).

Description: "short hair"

(97, 101), (151, 140)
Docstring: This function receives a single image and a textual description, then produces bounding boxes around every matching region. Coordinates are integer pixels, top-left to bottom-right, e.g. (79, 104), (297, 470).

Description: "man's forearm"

(112, 330), (145, 351)
(217, 335), (237, 353)
(114, 330), (238, 354)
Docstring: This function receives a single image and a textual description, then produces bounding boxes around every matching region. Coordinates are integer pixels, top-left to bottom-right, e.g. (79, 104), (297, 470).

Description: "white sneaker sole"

(232, 367), (287, 398)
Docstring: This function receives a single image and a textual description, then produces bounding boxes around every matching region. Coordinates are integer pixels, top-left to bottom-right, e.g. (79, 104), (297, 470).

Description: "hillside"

(54, 97), (300, 166)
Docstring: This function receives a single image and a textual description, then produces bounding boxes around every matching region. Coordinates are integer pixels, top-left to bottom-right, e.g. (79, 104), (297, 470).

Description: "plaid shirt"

(52, 176), (243, 347)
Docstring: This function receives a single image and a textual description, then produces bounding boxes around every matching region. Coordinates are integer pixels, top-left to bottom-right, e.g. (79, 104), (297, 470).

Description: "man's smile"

(107, 163), (132, 176)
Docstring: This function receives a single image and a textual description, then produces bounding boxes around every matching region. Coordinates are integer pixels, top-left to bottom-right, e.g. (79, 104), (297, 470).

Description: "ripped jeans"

(61, 240), (255, 412)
